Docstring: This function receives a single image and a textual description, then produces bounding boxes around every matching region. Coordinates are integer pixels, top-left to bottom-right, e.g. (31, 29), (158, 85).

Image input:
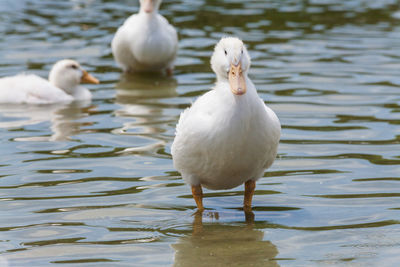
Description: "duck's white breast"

(172, 82), (281, 190)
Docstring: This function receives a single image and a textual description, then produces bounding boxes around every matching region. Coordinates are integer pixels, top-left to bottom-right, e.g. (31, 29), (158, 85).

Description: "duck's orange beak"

(228, 62), (246, 95)
(81, 70), (99, 84)
(143, 0), (154, 13)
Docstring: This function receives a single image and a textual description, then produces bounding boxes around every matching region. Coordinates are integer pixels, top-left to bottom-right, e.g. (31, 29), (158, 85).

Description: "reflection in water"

(0, 101), (94, 141)
(172, 213), (279, 267)
(113, 73), (177, 155)
(115, 72), (177, 102)
(49, 101), (95, 141)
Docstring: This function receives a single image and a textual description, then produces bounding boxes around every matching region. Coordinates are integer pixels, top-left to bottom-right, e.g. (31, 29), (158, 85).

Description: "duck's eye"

(241, 49), (243, 54)
(70, 64), (78, 70)
(224, 49), (227, 55)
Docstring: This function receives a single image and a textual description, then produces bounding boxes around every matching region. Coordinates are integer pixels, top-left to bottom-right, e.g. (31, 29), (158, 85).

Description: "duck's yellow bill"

(228, 63), (246, 95)
(81, 70), (99, 84)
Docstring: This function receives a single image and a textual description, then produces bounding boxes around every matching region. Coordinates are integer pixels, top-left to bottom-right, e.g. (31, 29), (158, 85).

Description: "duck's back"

(112, 13), (178, 72)
(0, 74), (73, 104)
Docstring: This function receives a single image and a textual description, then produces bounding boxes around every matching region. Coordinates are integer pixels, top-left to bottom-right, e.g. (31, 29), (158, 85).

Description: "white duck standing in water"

(0, 59), (99, 104)
(172, 37), (281, 212)
(112, 0), (178, 75)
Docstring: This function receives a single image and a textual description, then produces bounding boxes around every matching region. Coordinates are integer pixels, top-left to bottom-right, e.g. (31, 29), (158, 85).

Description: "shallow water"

(1, 0), (400, 266)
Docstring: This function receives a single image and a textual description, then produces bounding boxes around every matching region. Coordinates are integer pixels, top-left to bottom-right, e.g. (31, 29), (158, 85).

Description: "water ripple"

(1, 0), (400, 266)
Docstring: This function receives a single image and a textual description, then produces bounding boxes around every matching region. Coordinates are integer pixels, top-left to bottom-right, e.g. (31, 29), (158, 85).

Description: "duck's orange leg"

(166, 67), (174, 76)
(244, 180), (256, 212)
(191, 185), (204, 212)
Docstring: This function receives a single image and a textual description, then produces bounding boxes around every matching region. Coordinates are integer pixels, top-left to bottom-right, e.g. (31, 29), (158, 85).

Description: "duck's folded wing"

(0, 74), (73, 104)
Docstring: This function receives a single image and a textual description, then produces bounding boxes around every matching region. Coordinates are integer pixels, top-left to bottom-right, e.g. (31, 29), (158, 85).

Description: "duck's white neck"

(49, 79), (77, 96)
(139, 10), (158, 16)
(137, 12), (161, 34)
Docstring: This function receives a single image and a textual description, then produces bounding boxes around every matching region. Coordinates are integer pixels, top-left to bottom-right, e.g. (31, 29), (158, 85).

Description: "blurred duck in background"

(172, 37), (281, 212)
(0, 59), (99, 104)
(112, 0), (178, 75)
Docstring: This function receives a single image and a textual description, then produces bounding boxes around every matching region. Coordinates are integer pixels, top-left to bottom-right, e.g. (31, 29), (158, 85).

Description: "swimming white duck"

(111, 0), (178, 75)
(0, 59), (99, 104)
(171, 37), (281, 212)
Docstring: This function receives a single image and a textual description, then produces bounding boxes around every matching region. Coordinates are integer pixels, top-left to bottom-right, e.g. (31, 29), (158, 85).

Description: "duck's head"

(139, 0), (162, 14)
(48, 59), (99, 95)
(211, 37), (251, 96)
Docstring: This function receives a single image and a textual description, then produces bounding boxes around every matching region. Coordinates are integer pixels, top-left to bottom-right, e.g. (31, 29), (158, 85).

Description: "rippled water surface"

(1, 0), (400, 266)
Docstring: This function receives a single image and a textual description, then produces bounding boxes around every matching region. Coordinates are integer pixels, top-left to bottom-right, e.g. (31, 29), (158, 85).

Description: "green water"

(1, 0), (400, 266)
